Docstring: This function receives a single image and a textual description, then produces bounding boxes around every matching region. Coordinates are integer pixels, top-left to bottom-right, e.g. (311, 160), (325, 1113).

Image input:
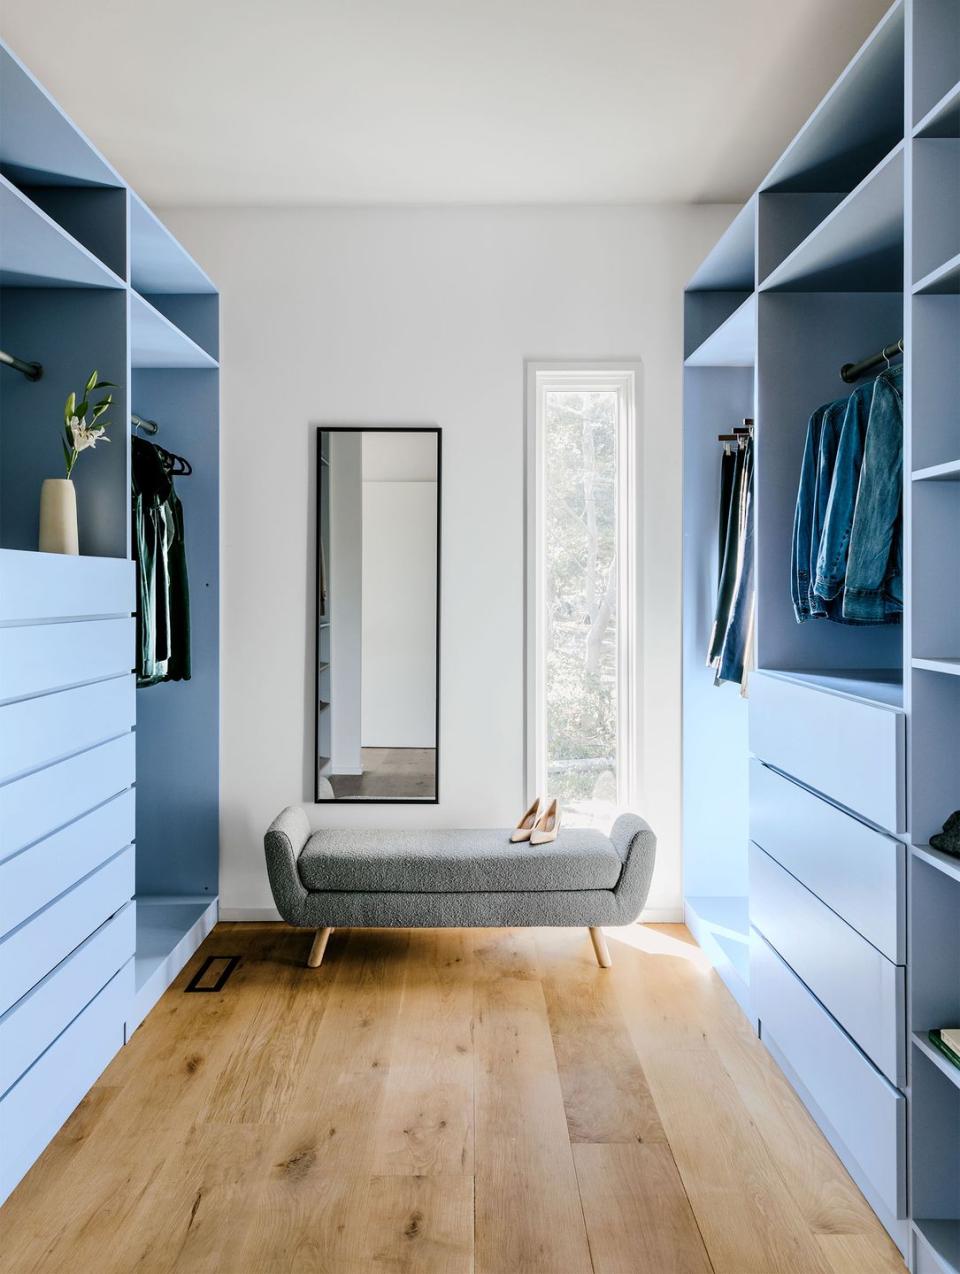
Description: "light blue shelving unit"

(0, 39), (220, 1197)
(683, 2), (960, 1269)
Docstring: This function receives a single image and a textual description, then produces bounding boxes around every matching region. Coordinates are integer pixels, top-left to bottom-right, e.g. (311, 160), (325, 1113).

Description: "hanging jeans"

(707, 442), (746, 666)
(717, 438), (754, 686)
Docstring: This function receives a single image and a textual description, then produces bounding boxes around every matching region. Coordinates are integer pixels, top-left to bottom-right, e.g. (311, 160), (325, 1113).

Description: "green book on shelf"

(928, 1029), (960, 1070)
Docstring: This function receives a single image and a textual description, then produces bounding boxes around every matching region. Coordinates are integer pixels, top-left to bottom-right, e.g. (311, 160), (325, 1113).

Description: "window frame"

(524, 360), (642, 820)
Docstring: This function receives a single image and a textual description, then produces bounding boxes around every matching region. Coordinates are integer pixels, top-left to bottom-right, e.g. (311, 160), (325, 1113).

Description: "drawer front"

(749, 760), (905, 963)
(0, 960), (130, 1205)
(0, 903), (134, 1095)
(0, 733), (136, 860)
(749, 672), (904, 833)
(0, 549), (134, 623)
(752, 931), (905, 1219)
(750, 843), (904, 1085)
(0, 789), (136, 939)
(0, 618), (134, 702)
(0, 674), (134, 783)
(0, 846), (134, 1017)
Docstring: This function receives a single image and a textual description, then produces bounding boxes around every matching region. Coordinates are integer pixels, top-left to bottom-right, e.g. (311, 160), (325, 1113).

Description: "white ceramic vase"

(39, 478), (79, 555)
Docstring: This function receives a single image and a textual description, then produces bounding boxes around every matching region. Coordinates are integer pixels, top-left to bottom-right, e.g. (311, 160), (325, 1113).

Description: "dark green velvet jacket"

(132, 437), (190, 686)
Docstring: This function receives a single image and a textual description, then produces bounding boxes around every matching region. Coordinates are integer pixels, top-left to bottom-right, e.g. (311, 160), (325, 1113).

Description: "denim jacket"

(814, 367), (902, 621)
(842, 367), (903, 621)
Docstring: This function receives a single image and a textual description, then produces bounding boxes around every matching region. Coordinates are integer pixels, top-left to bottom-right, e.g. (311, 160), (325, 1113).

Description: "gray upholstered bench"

(264, 807), (656, 969)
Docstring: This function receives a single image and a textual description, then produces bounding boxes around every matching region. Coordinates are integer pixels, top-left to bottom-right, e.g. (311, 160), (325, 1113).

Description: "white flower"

(70, 415), (109, 453)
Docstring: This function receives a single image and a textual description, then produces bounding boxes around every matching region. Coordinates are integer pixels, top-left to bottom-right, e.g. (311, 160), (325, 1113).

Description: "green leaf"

(60, 437), (73, 474)
(76, 398), (89, 420)
(85, 369), (98, 393)
(95, 380), (116, 389)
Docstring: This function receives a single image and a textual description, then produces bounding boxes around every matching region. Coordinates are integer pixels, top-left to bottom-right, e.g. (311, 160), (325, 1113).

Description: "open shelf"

(915, 459), (960, 481)
(129, 193), (216, 295)
(914, 1221), (960, 1274)
(915, 78), (960, 138)
(683, 293), (756, 367)
(129, 291), (219, 370)
(913, 657), (960, 676)
(759, 1), (903, 193)
(687, 200), (756, 292)
(759, 144), (903, 291)
(0, 44), (121, 188)
(914, 252), (960, 295)
(915, 1032), (960, 1092)
(913, 843), (960, 885)
(0, 174), (125, 290)
(129, 896), (218, 1033)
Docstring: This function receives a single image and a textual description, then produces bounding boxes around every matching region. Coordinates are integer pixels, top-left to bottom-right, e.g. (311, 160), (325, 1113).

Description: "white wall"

(162, 204), (736, 920)
(362, 479), (438, 748)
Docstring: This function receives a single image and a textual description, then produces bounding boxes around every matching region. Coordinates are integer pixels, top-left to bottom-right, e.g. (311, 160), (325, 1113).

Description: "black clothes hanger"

(154, 444), (193, 477)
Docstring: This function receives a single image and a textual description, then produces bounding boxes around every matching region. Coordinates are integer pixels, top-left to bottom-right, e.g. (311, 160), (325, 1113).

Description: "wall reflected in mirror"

(316, 427), (440, 802)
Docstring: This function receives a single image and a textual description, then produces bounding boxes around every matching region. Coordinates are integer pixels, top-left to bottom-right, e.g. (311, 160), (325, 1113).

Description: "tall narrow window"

(526, 365), (639, 831)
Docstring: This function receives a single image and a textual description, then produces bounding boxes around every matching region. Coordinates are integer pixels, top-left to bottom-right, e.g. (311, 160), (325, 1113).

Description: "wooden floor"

(0, 923), (908, 1274)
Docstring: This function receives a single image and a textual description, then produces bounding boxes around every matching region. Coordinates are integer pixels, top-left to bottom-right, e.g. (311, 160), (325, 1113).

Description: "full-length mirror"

(315, 427), (440, 802)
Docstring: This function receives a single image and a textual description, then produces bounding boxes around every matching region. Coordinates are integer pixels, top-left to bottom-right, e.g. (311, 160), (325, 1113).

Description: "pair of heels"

(511, 797), (560, 845)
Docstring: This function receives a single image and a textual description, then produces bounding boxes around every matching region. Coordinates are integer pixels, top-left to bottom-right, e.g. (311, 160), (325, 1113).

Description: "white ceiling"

(0, 0), (892, 207)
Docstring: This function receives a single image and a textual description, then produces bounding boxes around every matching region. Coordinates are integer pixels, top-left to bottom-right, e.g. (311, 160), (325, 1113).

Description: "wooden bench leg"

(589, 926), (612, 969)
(307, 927), (334, 968)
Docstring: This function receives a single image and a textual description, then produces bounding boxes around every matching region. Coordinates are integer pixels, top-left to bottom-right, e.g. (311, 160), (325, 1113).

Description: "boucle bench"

(264, 807), (656, 969)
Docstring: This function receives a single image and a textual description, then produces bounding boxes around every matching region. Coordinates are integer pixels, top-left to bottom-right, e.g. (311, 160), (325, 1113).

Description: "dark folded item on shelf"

(930, 810), (960, 859)
(928, 1029), (960, 1070)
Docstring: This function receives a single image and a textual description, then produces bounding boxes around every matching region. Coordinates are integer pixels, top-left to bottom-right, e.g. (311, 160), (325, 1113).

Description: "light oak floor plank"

(0, 922), (908, 1274)
(574, 1142), (713, 1274)
(474, 976), (594, 1274)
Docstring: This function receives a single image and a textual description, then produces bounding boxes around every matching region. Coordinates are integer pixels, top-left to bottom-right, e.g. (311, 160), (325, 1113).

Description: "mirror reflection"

(316, 428), (440, 802)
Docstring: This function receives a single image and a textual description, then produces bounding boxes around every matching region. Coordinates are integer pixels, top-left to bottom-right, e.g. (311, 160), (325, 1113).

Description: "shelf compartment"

(911, 294), (960, 468)
(129, 291), (219, 370)
(0, 43), (121, 189)
(913, 139), (960, 284)
(911, 1044), (960, 1264)
(915, 77), (960, 138)
(759, 144), (903, 291)
(129, 193), (215, 295)
(760, 1), (903, 194)
(910, 670), (960, 849)
(913, 0), (960, 129)
(913, 1220), (960, 1274)
(129, 895), (218, 1034)
(0, 174), (125, 289)
(683, 293), (756, 367)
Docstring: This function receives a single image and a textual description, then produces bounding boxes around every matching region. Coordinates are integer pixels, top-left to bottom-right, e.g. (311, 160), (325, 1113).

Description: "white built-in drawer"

(0, 960), (130, 1205)
(750, 759), (905, 963)
(0, 618), (134, 702)
(0, 846), (134, 1017)
(750, 843), (905, 1086)
(0, 789), (135, 939)
(0, 903), (134, 1095)
(752, 931), (905, 1220)
(749, 671), (905, 833)
(0, 549), (134, 623)
(0, 674), (134, 783)
(0, 733), (136, 861)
